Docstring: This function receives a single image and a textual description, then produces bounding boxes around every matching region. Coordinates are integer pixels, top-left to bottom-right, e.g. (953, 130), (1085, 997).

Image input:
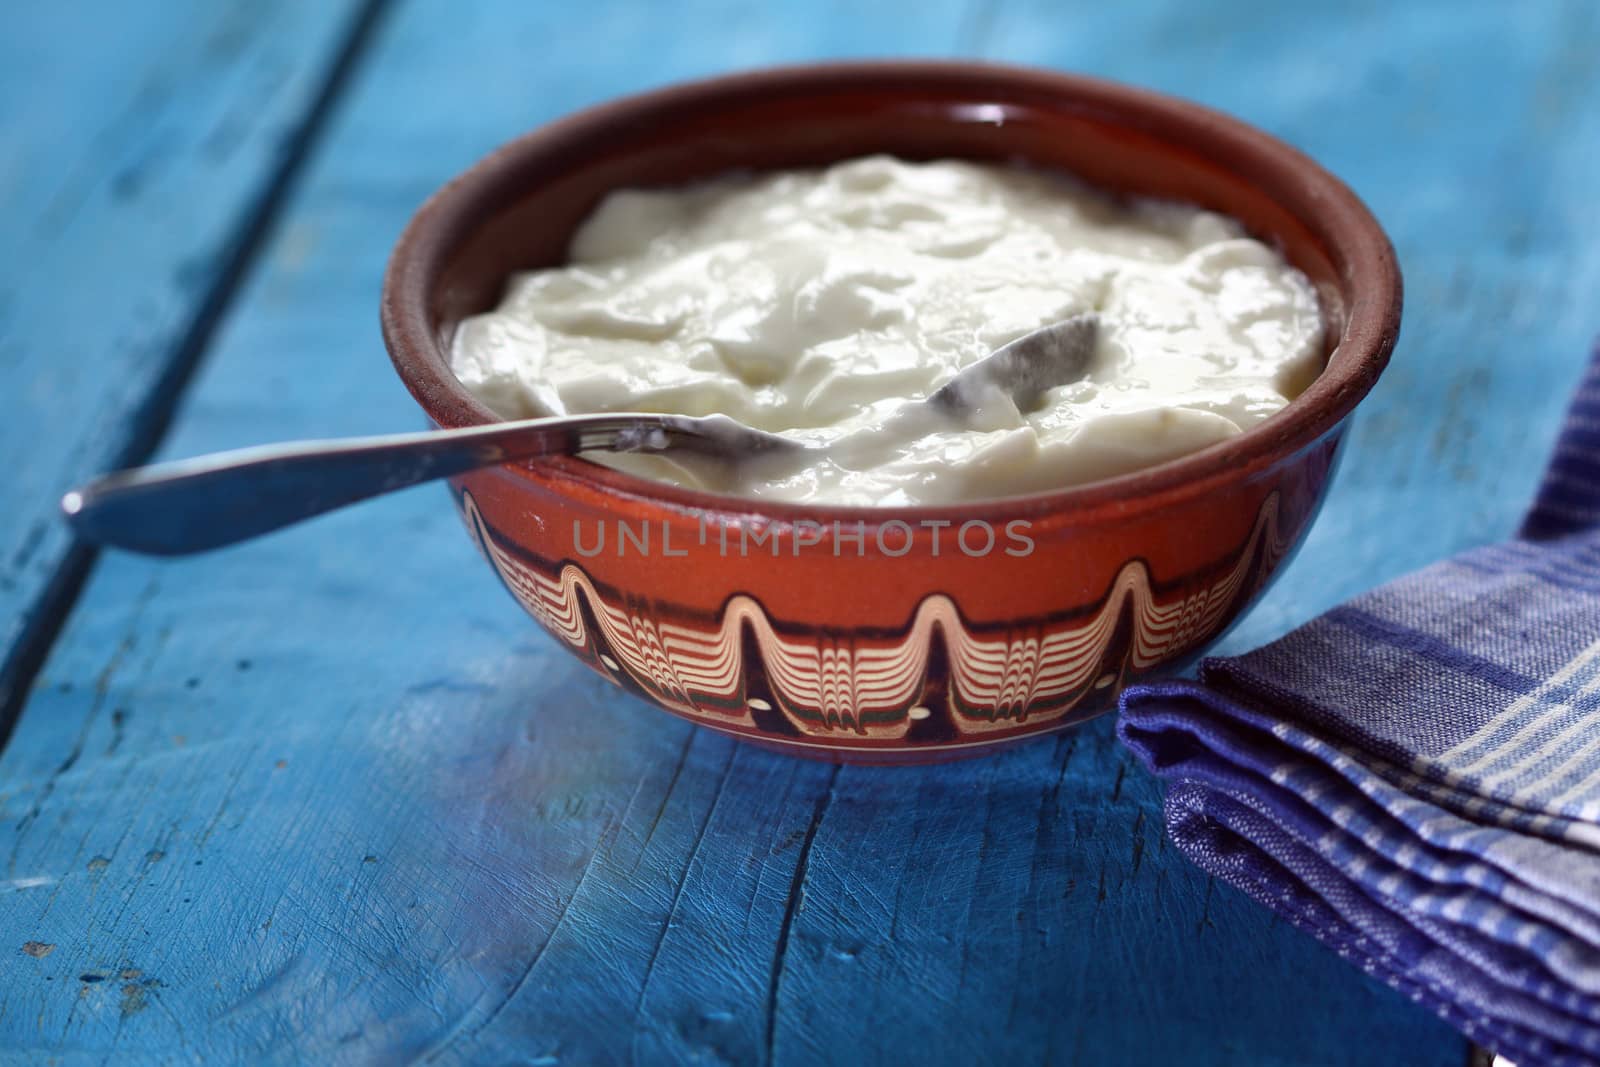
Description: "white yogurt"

(450, 155), (1324, 505)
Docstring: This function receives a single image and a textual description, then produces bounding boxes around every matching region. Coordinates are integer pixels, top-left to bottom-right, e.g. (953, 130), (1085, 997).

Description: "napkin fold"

(1119, 347), (1600, 1066)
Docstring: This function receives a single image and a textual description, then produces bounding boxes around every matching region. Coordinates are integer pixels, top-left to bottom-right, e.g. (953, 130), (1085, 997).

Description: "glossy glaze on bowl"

(382, 62), (1400, 762)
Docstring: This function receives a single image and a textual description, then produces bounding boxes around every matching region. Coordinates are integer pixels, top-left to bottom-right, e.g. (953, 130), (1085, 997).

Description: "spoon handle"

(59, 413), (676, 556)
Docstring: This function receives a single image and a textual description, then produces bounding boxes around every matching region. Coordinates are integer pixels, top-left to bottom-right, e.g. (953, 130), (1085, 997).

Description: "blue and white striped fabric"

(1119, 348), (1600, 1066)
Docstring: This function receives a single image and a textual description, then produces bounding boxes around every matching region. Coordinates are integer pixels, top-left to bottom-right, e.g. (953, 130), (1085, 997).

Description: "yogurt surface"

(450, 156), (1324, 505)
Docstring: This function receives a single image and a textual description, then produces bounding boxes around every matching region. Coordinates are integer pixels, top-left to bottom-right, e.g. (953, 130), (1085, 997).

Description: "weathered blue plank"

(4, 0), (1594, 1063)
(0, 0), (376, 735)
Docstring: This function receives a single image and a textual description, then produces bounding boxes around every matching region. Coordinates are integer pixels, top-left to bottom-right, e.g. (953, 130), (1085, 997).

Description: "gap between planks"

(0, 0), (396, 755)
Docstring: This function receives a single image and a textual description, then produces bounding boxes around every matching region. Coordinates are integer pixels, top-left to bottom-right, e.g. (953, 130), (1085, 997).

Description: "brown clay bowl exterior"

(381, 61), (1400, 763)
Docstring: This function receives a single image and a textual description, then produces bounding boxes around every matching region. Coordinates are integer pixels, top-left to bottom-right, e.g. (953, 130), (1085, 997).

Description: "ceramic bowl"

(381, 61), (1400, 762)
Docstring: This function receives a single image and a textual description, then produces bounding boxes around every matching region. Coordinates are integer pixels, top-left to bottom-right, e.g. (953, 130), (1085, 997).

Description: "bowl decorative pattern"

(457, 484), (1300, 754)
(382, 62), (1399, 762)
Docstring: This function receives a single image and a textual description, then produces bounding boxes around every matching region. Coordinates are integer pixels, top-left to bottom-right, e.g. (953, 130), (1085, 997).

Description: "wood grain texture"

(3, 0), (1596, 1062)
(0, 0), (374, 736)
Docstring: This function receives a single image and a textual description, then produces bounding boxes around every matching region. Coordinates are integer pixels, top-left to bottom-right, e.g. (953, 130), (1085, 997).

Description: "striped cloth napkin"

(1119, 348), (1600, 1066)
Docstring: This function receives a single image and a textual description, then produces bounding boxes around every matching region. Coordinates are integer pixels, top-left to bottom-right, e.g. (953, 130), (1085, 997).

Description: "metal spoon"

(60, 313), (1097, 555)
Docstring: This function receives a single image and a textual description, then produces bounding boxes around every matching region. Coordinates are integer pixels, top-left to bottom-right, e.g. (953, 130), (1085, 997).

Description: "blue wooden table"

(2, 1), (1594, 1062)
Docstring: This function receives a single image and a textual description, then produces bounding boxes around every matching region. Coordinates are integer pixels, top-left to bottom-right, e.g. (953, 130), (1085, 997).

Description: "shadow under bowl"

(381, 61), (1401, 763)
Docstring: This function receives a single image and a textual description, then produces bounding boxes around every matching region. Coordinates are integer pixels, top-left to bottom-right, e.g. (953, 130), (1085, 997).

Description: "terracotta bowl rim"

(381, 59), (1401, 524)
